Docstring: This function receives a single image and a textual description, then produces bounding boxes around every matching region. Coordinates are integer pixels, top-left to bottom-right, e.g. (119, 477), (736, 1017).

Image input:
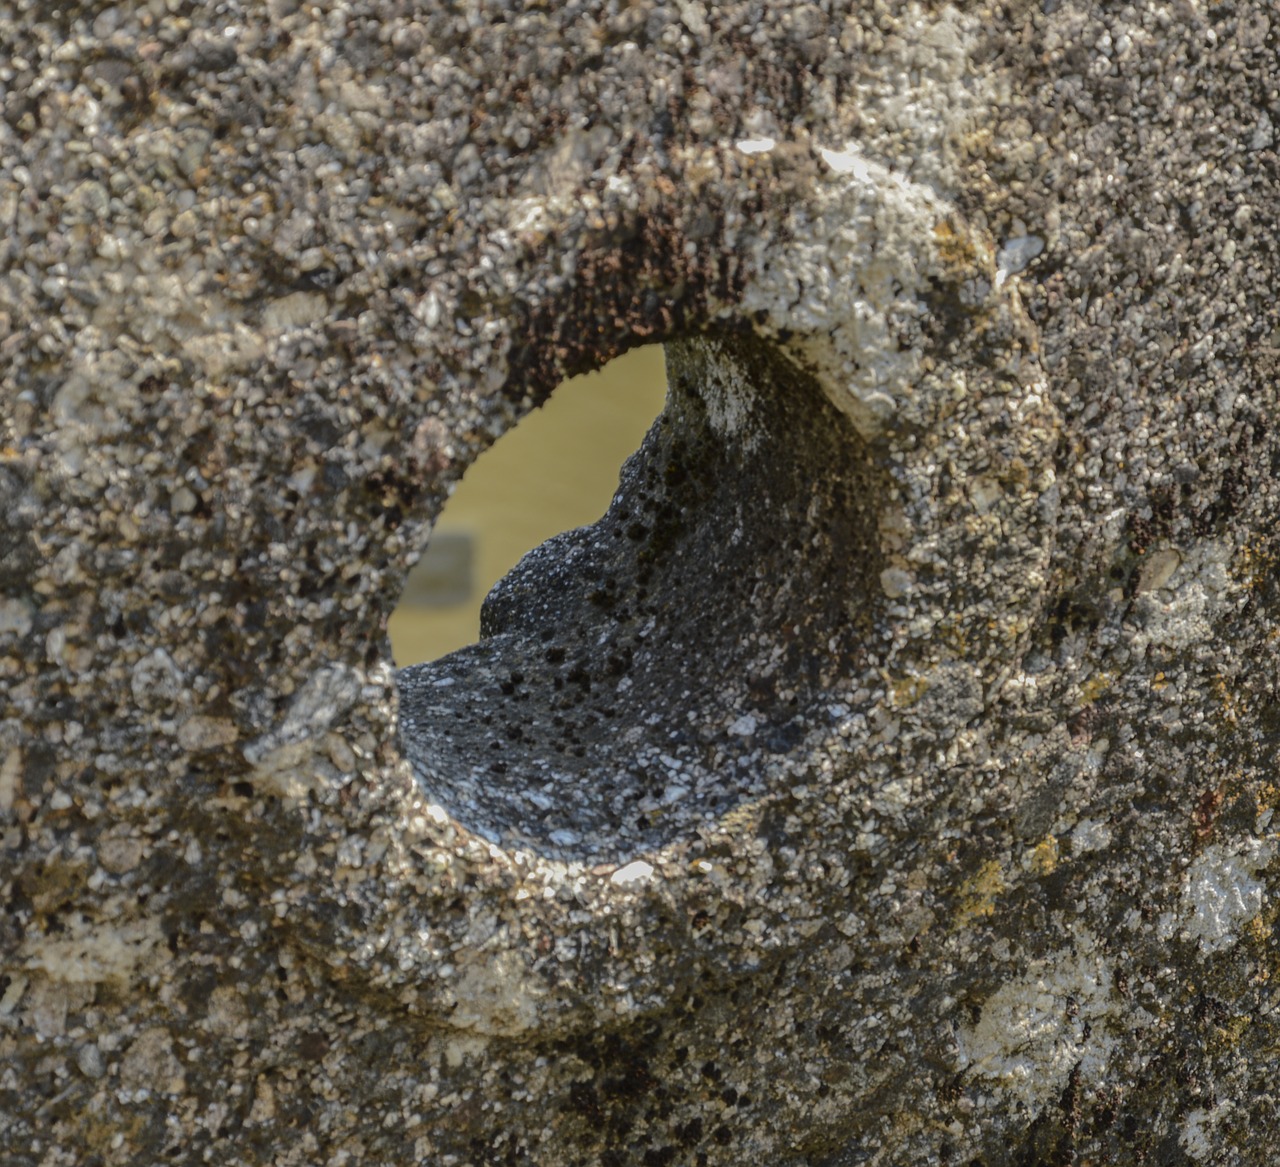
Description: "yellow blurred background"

(389, 345), (669, 665)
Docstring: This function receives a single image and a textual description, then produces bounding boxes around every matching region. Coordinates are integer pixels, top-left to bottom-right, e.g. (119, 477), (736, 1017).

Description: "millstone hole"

(396, 330), (887, 862)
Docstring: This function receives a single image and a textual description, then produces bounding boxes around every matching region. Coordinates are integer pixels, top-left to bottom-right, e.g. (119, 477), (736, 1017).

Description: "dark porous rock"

(3, 2), (1279, 1164)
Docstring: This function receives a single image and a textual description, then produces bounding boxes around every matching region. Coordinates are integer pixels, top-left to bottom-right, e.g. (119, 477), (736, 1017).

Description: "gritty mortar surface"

(2, 2), (1279, 1165)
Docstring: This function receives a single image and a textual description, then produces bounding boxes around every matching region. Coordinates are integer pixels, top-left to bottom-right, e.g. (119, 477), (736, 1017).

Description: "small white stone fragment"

(957, 932), (1114, 1110)
(0, 596), (34, 636)
(170, 209), (199, 238)
(880, 567), (914, 599)
(262, 290), (327, 330)
(451, 952), (542, 1035)
(76, 1043), (106, 1079)
(177, 715), (239, 752)
(735, 137), (776, 155)
(995, 235), (1045, 287)
(818, 146), (875, 181)
(45, 626), (67, 664)
(1136, 548), (1182, 594)
(1133, 539), (1233, 651)
(1250, 111), (1274, 151)
(727, 714), (757, 736)
(0, 973), (28, 1015)
(22, 917), (164, 984)
(0, 748), (22, 812)
(1181, 840), (1272, 952)
(120, 1027), (186, 1095)
(1071, 818), (1112, 854)
(610, 860), (655, 887)
(676, 0), (708, 38)
(1180, 1103), (1234, 1161)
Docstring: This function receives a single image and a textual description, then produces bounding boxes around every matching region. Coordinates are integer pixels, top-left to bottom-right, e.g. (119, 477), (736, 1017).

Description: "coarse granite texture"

(2, 1), (1279, 1164)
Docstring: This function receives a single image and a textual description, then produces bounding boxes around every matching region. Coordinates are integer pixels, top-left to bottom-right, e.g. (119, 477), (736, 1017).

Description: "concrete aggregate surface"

(2, 1), (1279, 1163)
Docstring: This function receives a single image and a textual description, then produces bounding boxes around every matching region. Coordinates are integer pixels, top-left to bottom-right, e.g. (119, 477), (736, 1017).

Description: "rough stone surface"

(2, 2), (1279, 1164)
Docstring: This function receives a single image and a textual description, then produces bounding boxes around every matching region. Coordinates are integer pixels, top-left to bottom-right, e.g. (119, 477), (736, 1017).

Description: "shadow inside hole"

(396, 330), (888, 862)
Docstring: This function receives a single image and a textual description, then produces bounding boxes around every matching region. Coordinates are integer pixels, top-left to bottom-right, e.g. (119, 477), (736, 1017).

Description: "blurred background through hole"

(389, 345), (669, 664)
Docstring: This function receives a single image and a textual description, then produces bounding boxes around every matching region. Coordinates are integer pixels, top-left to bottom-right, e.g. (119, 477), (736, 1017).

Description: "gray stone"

(2, 2), (1279, 1164)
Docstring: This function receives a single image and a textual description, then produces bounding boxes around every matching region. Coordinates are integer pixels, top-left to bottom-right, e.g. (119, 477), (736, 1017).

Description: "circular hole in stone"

(396, 329), (887, 863)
